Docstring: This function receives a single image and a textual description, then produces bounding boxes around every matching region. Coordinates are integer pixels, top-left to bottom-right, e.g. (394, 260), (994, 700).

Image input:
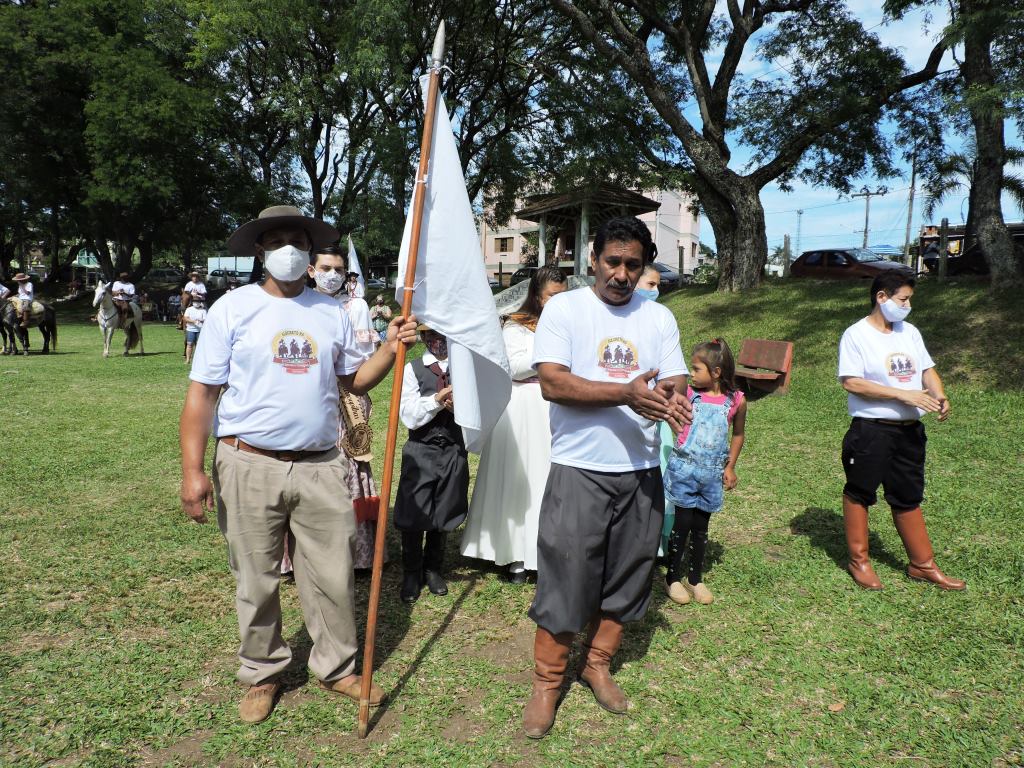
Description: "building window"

(495, 237), (513, 253)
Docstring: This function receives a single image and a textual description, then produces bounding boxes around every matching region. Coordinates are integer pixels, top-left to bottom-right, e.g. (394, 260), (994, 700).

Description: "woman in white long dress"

(461, 266), (567, 582)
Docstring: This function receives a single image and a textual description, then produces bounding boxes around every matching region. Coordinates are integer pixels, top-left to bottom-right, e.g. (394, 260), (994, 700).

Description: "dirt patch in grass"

(11, 630), (79, 654)
(138, 729), (213, 767)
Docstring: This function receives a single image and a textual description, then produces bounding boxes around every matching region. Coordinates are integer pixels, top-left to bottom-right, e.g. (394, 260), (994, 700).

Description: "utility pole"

(852, 186), (888, 248)
(795, 209), (803, 256)
(783, 234), (792, 278)
(902, 158), (916, 268)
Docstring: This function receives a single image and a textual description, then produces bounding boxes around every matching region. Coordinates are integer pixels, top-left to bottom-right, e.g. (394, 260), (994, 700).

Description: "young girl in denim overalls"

(663, 339), (747, 605)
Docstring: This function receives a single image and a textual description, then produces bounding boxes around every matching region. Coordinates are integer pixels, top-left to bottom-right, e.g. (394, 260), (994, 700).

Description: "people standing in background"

(460, 266), (567, 583)
(370, 295), (392, 347)
(182, 297), (206, 365)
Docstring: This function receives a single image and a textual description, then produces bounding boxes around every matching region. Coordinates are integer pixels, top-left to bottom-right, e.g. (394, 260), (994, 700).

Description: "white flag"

(397, 84), (511, 453)
(347, 235), (366, 298)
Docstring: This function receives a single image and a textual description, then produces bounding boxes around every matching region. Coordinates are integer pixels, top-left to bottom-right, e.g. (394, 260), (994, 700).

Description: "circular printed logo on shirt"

(272, 330), (319, 374)
(886, 352), (916, 383)
(597, 336), (640, 379)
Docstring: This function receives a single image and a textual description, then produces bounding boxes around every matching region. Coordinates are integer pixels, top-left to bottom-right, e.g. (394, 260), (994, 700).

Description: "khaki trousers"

(213, 440), (358, 686)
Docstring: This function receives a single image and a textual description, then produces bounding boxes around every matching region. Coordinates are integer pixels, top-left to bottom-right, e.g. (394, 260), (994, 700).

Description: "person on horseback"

(111, 272), (135, 325)
(14, 273), (33, 328)
(179, 271), (206, 330)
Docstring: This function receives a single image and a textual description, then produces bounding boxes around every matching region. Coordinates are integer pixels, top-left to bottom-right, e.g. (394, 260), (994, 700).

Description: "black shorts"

(529, 464), (664, 635)
(841, 418), (926, 511)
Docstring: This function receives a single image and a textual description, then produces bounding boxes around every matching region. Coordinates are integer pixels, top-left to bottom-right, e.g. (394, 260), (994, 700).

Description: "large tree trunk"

(45, 204), (62, 284)
(963, 0), (1020, 287)
(696, 175), (767, 291)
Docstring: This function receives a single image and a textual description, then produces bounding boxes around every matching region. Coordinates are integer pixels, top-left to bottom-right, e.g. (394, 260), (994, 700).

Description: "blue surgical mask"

(879, 298), (911, 323)
(635, 288), (659, 301)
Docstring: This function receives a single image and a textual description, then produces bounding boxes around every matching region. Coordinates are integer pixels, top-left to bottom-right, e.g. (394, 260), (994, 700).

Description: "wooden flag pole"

(357, 20), (445, 740)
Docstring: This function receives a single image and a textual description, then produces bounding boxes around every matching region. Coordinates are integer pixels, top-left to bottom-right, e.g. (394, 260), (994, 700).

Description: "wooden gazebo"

(515, 183), (661, 276)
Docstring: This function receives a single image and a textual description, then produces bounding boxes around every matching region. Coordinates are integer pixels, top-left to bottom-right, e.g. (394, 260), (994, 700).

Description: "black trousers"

(665, 506), (712, 584)
(842, 418), (926, 511)
(529, 464), (663, 635)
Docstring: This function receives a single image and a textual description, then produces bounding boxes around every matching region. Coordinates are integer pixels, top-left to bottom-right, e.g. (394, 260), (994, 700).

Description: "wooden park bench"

(734, 338), (793, 395)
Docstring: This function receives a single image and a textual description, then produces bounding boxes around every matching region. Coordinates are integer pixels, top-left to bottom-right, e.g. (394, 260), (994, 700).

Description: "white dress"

(460, 321), (551, 571)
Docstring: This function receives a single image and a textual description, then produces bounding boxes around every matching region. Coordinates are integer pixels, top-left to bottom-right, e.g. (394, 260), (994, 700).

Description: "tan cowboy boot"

(238, 681), (281, 723)
(843, 496), (883, 590)
(522, 627), (573, 739)
(577, 616), (628, 714)
(892, 507), (966, 590)
(20, 308), (29, 328)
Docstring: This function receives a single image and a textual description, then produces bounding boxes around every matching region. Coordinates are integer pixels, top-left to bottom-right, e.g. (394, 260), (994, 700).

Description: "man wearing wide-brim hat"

(13, 272), (33, 328)
(179, 205), (419, 724)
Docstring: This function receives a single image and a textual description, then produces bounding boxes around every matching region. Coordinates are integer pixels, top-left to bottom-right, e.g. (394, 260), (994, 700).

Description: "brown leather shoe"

(523, 628), (573, 739)
(577, 616), (628, 714)
(238, 681), (281, 723)
(321, 674), (386, 705)
(892, 507), (966, 590)
(843, 496), (883, 590)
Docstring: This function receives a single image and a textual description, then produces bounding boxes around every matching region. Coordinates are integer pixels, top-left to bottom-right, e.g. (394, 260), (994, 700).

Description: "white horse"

(93, 282), (144, 357)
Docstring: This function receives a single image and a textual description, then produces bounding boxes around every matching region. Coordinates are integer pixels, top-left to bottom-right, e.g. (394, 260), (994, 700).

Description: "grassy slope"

(0, 277), (1021, 767)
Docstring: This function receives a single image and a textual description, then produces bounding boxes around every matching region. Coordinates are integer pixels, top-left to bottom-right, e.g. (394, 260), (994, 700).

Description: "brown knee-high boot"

(892, 507), (965, 590)
(523, 628), (573, 739)
(577, 615), (628, 714)
(842, 496), (883, 590)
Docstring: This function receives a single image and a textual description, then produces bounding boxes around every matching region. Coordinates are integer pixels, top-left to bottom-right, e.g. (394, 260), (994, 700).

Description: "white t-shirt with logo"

(837, 317), (935, 420)
(189, 284), (369, 451)
(533, 287), (688, 472)
(183, 306), (206, 333)
(112, 280), (135, 299)
(183, 281), (207, 298)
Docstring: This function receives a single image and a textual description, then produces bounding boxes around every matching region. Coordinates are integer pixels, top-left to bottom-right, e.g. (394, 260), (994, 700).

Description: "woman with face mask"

(836, 271), (964, 592)
(460, 266), (568, 583)
(289, 244), (383, 573)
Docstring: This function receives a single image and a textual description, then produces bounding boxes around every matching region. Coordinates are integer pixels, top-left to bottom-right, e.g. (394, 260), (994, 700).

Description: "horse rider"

(14, 273), (33, 328)
(179, 271), (207, 329)
(111, 272), (136, 325)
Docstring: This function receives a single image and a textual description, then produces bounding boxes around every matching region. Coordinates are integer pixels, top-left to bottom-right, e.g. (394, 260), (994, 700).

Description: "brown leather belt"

(219, 436), (332, 462)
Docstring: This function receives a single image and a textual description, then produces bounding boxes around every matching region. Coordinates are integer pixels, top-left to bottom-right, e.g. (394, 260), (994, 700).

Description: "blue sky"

(690, 2), (1022, 255)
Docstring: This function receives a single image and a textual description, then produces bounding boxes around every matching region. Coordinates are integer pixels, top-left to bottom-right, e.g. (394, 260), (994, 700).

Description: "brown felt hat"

(227, 205), (339, 256)
(13, 273), (30, 282)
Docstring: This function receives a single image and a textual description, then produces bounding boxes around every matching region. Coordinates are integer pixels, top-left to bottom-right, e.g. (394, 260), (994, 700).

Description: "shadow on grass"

(364, 573), (479, 735)
(790, 506), (904, 573)
(281, 625), (314, 693)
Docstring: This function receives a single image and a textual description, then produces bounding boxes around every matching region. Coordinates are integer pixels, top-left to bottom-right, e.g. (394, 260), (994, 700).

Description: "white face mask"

(262, 245), (309, 282)
(879, 297), (911, 323)
(313, 269), (345, 294)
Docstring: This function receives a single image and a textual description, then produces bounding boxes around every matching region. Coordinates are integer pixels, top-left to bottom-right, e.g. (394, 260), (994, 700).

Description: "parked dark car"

(651, 262), (682, 290)
(790, 248), (913, 280)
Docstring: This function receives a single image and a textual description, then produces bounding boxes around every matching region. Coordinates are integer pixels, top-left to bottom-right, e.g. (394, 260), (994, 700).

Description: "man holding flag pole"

(357, 21), (511, 737)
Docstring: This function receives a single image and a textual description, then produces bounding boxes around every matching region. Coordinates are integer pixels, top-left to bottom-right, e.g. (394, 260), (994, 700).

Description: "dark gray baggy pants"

(528, 464), (664, 635)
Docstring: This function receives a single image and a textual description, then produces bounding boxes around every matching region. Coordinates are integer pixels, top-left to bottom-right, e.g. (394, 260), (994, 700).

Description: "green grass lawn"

(1, 277), (1022, 767)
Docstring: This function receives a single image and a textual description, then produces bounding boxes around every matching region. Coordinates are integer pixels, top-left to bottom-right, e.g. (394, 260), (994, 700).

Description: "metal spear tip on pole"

(431, 21), (446, 68)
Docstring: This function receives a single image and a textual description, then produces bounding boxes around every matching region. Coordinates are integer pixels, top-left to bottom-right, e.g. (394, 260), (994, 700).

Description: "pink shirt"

(675, 386), (744, 447)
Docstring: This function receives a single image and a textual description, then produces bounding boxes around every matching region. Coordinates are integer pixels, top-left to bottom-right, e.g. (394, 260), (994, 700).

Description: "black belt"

(856, 417), (919, 427)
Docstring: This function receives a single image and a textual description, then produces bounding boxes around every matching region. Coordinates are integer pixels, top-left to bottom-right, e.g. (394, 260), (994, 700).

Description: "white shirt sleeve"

(912, 325), (936, 371)
(837, 328), (864, 380)
(399, 361), (444, 429)
(656, 309), (687, 379)
(0, 285), (11, 299)
(333, 307), (362, 376)
(532, 297), (571, 369)
(189, 301), (232, 385)
(504, 322), (537, 380)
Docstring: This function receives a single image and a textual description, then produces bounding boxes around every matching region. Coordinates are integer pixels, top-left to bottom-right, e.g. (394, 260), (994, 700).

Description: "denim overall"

(663, 391), (733, 514)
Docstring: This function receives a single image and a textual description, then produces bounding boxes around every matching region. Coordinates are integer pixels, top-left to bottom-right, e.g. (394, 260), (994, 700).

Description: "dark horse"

(2, 298), (58, 355)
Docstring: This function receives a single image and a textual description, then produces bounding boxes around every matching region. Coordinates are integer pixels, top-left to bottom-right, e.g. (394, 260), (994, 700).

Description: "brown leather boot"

(892, 507), (966, 590)
(577, 616), (628, 714)
(843, 496), (883, 590)
(522, 627), (573, 739)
